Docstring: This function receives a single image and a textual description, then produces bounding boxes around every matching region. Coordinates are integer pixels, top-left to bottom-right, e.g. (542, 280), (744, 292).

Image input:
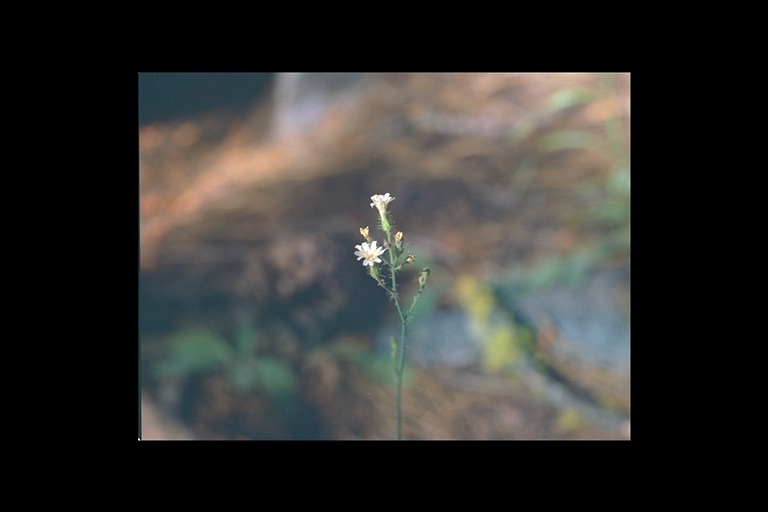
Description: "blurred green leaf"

(155, 328), (233, 377)
(537, 130), (601, 152)
(229, 359), (263, 390)
(597, 227), (630, 258)
(548, 87), (596, 111)
(608, 165), (630, 196)
(590, 199), (629, 227)
(235, 320), (257, 356)
(253, 358), (297, 396)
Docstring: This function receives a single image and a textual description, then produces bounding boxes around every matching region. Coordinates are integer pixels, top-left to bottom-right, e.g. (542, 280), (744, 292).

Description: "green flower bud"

(419, 267), (430, 288)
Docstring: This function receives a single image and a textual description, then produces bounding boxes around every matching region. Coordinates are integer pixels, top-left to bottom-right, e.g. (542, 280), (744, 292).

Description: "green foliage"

(229, 358), (263, 390)
(537, 130), (602, 152)
(510, 78), (629, 265)
(547, 86), (597, 111)
(154, 328), (233, 377)
(593, 165), (630, 226)
(248, 358), (297, 395)
(533, 76), (630, 272)
(152, 321), (298, 398)
(235, 320), (257, 357)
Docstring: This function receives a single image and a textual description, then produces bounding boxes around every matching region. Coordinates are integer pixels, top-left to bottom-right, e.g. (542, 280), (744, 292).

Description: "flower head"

(360, 226), (371, 242)
(370, 193), (395, 215)
(354, 240), (386, 267)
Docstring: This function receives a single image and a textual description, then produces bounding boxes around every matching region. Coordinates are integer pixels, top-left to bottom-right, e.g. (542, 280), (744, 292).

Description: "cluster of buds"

(355, 193), (422, 286)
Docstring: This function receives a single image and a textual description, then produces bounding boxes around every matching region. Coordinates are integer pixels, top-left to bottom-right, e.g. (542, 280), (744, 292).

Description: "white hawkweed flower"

(354, 240), (386, 267)
(370, 193), (395, 215)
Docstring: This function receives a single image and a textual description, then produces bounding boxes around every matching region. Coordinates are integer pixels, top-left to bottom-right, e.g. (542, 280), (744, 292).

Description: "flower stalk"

(355, 193), (429, 440)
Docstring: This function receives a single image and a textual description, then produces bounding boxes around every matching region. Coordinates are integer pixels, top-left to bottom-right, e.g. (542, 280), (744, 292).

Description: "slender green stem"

(372, 275), (395, 296)
(391, 276), (409, 440)
(396, 309), (407, 440)
(375, 208), (426, 440)
(405, 280), (426, 321)
(380, 223), (407, 440)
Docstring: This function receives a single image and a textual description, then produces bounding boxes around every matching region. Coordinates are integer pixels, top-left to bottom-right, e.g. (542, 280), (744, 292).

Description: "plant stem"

(378, 210), (424, 440)
(396, 318), (407, 440)
(382, 225), (408, 440)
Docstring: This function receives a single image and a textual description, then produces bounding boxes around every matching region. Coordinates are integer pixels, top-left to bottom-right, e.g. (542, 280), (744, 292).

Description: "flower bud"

(405, 254), (415, 265)
(419, 267), (430, 287)
(394, 231), (404, 256)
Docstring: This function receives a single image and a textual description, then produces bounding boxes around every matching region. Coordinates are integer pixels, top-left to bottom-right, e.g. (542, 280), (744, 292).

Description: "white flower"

(354, 240), (386, 267)
(370, 193), (395, 215)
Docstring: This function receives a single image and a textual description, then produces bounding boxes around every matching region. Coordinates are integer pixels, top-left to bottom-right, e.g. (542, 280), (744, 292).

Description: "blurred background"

(139, 72), (630, 440)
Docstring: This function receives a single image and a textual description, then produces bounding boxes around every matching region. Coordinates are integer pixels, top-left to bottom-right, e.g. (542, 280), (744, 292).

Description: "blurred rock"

(271, 73), (382, 140)
(506, 264), (630, 412)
